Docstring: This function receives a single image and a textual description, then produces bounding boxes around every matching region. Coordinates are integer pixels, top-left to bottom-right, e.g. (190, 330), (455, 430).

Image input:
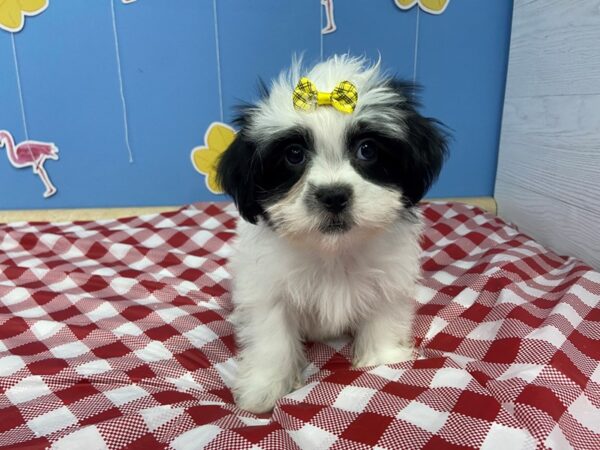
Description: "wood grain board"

(496, 0), (600, 269)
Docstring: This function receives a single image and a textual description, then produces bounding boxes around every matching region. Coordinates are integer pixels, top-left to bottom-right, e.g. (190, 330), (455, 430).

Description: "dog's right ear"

(216, 131), (263, 224)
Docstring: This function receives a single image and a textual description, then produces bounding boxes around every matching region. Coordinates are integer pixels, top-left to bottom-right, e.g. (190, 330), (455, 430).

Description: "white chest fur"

(229, 219), (422, 339)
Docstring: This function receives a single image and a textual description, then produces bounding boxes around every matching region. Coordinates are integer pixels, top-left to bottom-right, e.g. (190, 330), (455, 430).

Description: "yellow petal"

(192, 147), (219, 174)
(19, 0), (47, 14)
(419, 0), (449, 13)
(191, 122), (236, 195)
(206, 123), (236, 154)
(206, 172), (223, 194)
(0, 0), (47, 32)
(395, 0), (418, 10)
(0, 3), (24, 31)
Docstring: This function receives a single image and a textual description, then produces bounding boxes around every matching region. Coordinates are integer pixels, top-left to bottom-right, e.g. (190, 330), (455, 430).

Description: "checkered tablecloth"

(0, 202), (599, 449)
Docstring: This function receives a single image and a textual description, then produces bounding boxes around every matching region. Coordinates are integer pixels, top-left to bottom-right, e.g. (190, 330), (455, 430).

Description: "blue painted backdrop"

(0, 0), (513, 209)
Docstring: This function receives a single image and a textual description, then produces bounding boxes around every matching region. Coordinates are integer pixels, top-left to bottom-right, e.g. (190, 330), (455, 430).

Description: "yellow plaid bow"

(293, 77), (358, 114)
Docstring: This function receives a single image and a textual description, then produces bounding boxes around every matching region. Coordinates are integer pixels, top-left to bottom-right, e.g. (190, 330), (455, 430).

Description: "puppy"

(217, 55), (447, 413)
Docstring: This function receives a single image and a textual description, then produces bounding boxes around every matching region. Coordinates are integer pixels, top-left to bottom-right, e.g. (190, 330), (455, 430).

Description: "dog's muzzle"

(307, 184), (354, 234)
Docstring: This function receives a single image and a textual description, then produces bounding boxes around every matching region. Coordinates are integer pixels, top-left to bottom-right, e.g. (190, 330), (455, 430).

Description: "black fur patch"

(346, 79), (449, 207)
(216, 124), (313, 223)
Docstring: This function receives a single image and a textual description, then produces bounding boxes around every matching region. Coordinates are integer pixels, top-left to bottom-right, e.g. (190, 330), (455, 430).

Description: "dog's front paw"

(234, 375), (296, 414)
(353, 345), (414, 368)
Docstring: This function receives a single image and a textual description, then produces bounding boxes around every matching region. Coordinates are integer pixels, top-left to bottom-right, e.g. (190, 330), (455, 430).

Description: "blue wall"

(0, 0), (513, 209)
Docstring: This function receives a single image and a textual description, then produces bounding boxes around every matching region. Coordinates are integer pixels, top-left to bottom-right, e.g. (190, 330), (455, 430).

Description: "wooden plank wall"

(496, 0), (600, 270)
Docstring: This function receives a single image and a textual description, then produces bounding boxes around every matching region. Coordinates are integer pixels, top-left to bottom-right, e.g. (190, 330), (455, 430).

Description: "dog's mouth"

(318, 214), (353, 234)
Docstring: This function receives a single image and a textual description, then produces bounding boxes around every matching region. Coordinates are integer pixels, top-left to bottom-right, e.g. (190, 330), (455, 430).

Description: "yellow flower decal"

(0, 0), (48, 32)
(395, 0), (449, 15)
(191, 122), (236, 194)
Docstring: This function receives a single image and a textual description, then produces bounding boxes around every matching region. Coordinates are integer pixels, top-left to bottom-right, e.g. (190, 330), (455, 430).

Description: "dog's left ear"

(216, 131), (263, 224)
(390, 80), (449, 205)
(402, 113), (448, 205)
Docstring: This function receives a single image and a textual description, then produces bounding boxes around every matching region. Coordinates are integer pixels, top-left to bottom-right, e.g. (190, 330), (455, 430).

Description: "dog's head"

(217, 55), (448, 245)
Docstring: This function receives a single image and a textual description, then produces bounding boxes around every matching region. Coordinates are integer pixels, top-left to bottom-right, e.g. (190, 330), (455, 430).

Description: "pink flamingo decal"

(321, 0), (337, 34)
(0, 130), (59, 198)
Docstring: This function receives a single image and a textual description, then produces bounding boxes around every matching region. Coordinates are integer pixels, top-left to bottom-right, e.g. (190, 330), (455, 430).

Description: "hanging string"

(110, 0), (134, 163)
(10, 33), (35, 161)
(412, 7), (420, 82)
(212, 0), (224, 123)
(320, 1), (324, 61)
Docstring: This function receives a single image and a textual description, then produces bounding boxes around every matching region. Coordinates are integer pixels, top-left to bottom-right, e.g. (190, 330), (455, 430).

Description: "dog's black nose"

(315, 185), (353, 214)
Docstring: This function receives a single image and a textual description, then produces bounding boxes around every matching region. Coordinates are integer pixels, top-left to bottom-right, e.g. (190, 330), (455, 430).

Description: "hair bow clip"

(293, 77), (358, 114)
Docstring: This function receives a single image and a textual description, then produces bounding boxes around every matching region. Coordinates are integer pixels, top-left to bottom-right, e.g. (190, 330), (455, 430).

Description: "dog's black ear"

(402, 113), (448, 205)
(216, 131), (263, 224)
(388, 79), (449, 205)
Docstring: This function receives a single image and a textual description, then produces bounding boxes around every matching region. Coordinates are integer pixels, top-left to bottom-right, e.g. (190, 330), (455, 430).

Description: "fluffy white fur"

(229, 215), (421, 413)
(247, 55), (409, 146)
(223, 56), (439, 413)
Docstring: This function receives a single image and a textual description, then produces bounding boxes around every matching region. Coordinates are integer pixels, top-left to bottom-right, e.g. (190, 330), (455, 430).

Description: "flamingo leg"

(322, 0), (337, 34)
(35, 164), (57, 198)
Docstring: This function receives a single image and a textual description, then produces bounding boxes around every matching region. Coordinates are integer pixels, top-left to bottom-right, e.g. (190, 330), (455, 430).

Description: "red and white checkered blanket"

(0, 202), (599, 449)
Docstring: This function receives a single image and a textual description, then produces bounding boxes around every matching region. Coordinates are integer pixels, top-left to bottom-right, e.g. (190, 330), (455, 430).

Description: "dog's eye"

(355, 140), (378, 162)
(285, 145), (306, 166)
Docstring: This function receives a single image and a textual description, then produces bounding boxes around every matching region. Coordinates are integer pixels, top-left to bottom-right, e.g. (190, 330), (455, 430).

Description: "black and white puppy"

(217, 55), (448, 413)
